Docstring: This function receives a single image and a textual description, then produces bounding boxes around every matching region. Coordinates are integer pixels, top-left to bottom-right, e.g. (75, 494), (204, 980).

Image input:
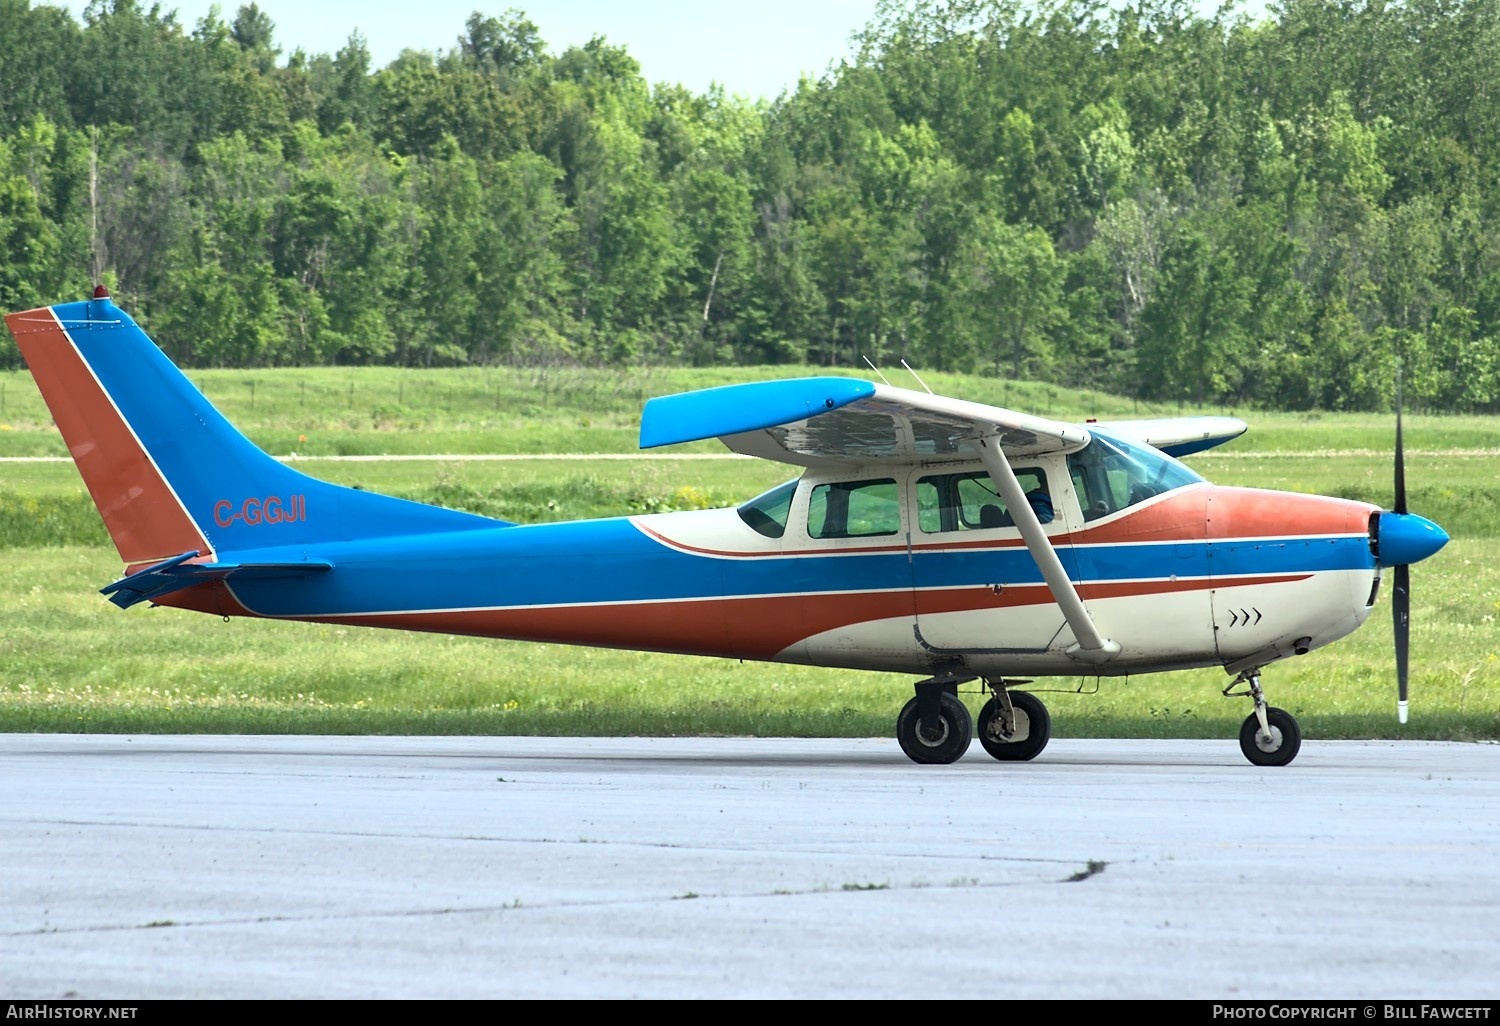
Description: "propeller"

(1393, 398), (1410, 724)
(1375, 383), (1449, 724)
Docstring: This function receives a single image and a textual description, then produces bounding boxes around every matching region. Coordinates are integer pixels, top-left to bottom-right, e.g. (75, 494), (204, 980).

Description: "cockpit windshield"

(737, 478), (797, 538)
(1067, 429), (1204, 522)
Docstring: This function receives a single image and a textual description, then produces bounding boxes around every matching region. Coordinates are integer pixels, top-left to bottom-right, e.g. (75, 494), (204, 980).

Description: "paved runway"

(3, 734), (1498, 999)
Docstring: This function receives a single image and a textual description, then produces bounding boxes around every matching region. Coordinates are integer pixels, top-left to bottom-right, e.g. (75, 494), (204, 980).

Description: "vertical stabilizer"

(5, 291), (502, 568)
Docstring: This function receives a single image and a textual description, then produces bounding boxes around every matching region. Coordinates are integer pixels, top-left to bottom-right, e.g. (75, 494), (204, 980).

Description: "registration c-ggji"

(213, 495), (306, 528)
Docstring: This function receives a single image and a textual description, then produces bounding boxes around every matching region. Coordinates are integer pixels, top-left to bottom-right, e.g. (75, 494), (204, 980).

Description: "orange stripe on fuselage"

(1051, 485), (1372, 546)
(1203, 487), (1375, 540)
(4, 307), (209, 565)
(164, 583), (916, 660)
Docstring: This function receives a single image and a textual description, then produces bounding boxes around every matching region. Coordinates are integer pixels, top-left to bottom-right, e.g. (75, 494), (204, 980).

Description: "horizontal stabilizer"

(101, 551), (333, 609)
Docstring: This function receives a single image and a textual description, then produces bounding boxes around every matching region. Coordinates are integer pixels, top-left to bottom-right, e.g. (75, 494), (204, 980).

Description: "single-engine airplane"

(5, 289), (1450, 766)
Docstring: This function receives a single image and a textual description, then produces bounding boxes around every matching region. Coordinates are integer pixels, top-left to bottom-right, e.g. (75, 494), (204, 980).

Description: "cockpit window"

(737, 478), (797, 538)
(1068, 429), (1204, 521)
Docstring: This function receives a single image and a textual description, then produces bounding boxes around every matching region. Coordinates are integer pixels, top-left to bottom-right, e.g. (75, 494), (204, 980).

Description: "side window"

(955, 473), (1004, 529)
(917, 478), (944, 533)
(737, 479), (797, 538)
(1071, 458), (1120, 521)
(917, 468), (1052, 533)
(808, 479), (900, 539)
(1017, 468), (1054, 524)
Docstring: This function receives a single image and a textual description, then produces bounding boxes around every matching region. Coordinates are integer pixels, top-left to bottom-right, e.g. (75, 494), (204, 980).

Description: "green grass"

(8, 364), (1492, 458)
(0, 365), (1155, 458)
(1, 364), (1496, 740)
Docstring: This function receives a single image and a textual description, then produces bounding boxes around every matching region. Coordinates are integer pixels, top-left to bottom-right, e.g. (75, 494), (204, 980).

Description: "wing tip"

(640, 377), (878, 450)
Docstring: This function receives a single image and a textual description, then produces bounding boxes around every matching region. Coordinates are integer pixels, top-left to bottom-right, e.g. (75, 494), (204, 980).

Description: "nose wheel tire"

(896, 692), (972, 764)
(1238, 707), (1302, 767)
(977, 690), (1051, 762)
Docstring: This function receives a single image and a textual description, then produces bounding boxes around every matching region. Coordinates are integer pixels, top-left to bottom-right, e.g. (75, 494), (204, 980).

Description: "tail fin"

(5, 290), (503, 568)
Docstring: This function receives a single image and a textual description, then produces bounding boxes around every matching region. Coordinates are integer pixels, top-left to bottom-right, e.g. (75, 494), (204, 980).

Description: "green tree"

(472, 151), (575, 364)
(962, 217), (1064, 379)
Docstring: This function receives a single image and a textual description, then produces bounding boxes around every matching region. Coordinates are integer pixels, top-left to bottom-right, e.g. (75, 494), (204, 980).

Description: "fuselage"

(162, 456), (1383, 680)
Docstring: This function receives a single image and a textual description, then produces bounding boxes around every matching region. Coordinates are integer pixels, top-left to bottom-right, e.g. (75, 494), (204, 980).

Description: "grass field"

(1, 364), (1496, 742)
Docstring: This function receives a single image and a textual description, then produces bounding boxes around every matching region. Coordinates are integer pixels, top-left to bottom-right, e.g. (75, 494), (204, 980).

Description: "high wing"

(639, 378), (1249, 464)
(639, 377), (1090, 467)
(1093, 416), (1247, 457)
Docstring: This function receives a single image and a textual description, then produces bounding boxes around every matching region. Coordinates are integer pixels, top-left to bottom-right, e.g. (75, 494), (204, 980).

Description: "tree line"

(1, 0), (1498, 412)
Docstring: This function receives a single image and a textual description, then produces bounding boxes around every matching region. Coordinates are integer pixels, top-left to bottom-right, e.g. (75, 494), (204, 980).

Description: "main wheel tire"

(977, 690), (1051, 762)
(1239, 707), (1302, 767)
(896, 692), (973, 765)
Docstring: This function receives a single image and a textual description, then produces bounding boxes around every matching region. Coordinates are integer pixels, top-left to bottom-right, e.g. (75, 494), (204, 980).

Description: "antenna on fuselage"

(861, 354), (892, 387)
(901, 359), (934, 395)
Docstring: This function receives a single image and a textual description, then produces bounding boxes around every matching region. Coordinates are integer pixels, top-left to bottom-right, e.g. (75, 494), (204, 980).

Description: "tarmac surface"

(3, 734), (1499, 1000)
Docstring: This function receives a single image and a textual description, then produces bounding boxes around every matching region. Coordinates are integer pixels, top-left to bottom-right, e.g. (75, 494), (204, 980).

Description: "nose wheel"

(1226, 670), (1303, 766)
(1238, 707), (1301, 766)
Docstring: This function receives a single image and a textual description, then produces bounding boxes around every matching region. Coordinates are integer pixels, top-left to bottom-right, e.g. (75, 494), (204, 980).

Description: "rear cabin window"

(917, 468), (1051, 533)
(737, 479), (797, 538)
(808, 478), (900, 539)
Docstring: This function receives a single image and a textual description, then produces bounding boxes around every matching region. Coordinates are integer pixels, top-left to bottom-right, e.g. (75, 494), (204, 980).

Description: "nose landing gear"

(1225, 669), (1302, 766)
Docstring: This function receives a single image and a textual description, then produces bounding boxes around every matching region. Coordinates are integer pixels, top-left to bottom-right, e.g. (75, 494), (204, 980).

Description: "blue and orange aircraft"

(5, 288), (1449, 766)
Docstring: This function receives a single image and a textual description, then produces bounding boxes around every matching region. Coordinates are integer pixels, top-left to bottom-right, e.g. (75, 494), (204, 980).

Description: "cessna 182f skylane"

(6, 289), (1450, 766)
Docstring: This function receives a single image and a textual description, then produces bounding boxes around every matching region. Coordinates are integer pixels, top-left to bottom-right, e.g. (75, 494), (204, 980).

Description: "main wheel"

(896, 692), (972, 765)
(977, 690), (1051, 762)
(1239, 707), (1302, 767)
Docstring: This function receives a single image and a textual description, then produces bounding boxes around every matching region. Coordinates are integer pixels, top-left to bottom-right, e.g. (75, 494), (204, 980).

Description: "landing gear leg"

(1225, 669), (1302, 767)
(977, 680), (1051, 762)
(896, 677), (973, 765)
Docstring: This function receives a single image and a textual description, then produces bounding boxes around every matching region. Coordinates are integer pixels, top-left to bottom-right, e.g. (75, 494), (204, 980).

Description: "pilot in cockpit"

(1026, 488), (1054, 524)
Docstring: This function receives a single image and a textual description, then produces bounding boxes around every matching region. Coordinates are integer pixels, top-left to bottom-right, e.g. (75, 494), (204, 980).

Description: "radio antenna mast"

(901, 359), (934, 395)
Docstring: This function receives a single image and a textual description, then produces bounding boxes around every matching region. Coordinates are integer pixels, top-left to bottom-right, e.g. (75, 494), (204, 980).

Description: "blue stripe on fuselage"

(1070, 534), (1373, 583)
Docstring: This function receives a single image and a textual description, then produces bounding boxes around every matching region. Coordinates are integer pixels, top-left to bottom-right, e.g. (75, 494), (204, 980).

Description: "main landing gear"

(1226, 668), (1302, 767)
(896, 677), (1052, 765)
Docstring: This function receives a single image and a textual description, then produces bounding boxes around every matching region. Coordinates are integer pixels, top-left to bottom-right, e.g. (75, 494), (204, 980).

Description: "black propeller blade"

(1376, 372), (1449, 724)
(1394, 562), (1410, 724)
(1393, 382), (1409, 724)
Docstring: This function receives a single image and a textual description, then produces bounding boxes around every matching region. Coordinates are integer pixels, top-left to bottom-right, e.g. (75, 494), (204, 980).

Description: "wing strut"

(973, 435), (1120, 665)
